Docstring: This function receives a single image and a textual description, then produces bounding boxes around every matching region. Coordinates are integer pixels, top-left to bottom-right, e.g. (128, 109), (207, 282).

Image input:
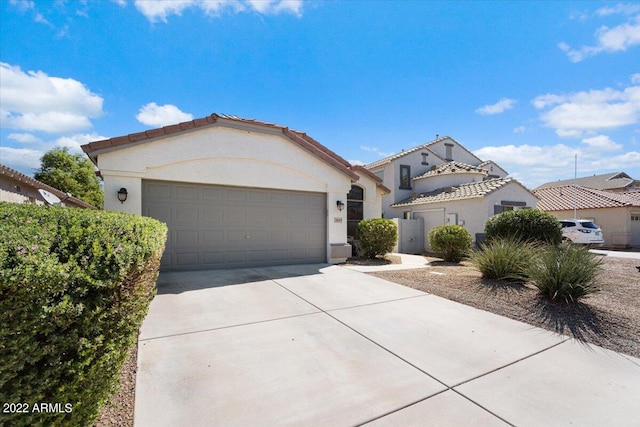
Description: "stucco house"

(364, 136), (538, 250)
(533, 185), (640, 248)
(81, 114), (388, 271)
(0, 163), (96, 209)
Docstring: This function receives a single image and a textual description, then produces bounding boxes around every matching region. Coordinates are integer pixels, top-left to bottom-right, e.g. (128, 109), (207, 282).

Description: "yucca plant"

(472, 237), (537, 282)
(527, 242), (603, 303)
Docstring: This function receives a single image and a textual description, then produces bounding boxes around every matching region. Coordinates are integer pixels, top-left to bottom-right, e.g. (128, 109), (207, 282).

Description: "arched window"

(347, 185), (364, 237)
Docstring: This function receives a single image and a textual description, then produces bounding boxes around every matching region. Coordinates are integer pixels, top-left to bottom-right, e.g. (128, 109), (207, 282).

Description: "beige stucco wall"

(96, 125), (354, 263)
(547, 208), (633, 248)
(390, 183), (538, 251)
(352, 170), (384, 220)
(426, 138), (482, 165)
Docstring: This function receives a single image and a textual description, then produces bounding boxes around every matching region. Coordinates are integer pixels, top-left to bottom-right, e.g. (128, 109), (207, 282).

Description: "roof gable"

(81, 113), (358, 181)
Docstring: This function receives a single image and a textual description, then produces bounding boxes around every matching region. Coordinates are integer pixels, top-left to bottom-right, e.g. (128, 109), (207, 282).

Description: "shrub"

(428, 225), (472, 263)
(485, 209), (562, 245)
(471, 237), (537, 282)
(526, 242), (603, 303)
(357, 218), (398, 259)
(0, 202), (167, 427)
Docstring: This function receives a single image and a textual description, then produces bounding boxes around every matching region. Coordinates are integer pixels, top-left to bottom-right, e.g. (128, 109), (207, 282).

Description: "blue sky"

(1, 0), (639, 189)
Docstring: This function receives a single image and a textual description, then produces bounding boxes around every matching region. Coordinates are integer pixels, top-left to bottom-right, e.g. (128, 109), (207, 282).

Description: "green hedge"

(0, 202), (167, 427)
(485, 209), (562, 245)
(428, 225), (472, 263)
(357, 219), (398, 259)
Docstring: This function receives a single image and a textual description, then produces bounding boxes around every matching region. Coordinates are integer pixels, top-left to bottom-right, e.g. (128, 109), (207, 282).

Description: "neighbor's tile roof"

(413, 161), (488, 181)
(0, 163), (96, 209)
(81, 113), (359, 181)
(533, 185), (640, 211)
(535, 172), (636, 191)
(391, 177), (516, 207)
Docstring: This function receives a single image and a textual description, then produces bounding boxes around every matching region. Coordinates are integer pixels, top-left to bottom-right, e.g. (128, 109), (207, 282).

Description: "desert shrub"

(485, 209), (562, 245)
(0, 202), (167, 427)
(357, 218), (398, 259)
(471, 237), (537, 282)
(428, 225), (472, 263)
(526, 242), (603, 303)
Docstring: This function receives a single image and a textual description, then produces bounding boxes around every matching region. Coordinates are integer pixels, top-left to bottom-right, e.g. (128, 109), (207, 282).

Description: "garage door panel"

(202, 252), (224, 266)
(143, 180), (326, 270)
(175, 207), (198, 223)
(175, 230), (199, 245)
(175, 185), (198, 200)
(202, 187), (224, 200)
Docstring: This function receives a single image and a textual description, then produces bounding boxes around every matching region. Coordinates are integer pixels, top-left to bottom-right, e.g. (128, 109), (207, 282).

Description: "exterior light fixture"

(117, 187), (128, 204)
(336, 200), (345, 211)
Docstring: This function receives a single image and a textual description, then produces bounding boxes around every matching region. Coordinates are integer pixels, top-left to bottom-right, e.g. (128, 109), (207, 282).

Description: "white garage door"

(142, 180), (327, 270)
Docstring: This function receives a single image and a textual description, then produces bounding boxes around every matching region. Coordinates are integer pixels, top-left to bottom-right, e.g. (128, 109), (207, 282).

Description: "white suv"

(559, 220), (604, 246)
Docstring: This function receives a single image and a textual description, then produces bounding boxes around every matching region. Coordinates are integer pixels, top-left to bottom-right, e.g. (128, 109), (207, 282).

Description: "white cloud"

(513, 126), (526, 134)
(631, 73), (640, 84)
(8, 133), (43, 144)
(0, 132), (106, 173)
(360, 145), (392, 158)
(475, 98), (516, 115)
(54, 133), (107, 153)
(8, 0), (34, 12)
(136, 102), (194, 127)
(0, 146), (43, 171)
(348, 159), (364, 166)
(532, 85), (640, 137)
(134, 0), (302, 23)
(596, 3), (640, 17)
(581, 135), (623, 151)
(474, 142), (639, 188)
(559, 14), (640, 62)
(0, 63), (103, 133)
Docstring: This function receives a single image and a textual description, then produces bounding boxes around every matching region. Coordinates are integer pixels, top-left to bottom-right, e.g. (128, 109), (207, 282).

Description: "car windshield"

(580, 221), (598, 229)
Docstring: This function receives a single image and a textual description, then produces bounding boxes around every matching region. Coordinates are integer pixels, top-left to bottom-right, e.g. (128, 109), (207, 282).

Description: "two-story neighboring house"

(365, 136), (538, 251)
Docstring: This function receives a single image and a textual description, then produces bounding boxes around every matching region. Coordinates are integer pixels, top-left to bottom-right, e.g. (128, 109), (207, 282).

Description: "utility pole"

(573, 154), (577, 219)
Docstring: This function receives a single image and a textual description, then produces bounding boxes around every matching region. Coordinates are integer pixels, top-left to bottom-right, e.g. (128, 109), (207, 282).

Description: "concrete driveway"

(135, 264), (640, 427)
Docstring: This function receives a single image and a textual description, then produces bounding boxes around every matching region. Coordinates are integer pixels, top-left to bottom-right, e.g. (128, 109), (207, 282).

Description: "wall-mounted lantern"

(117, 187), (128, 204)
(336, 200), (345, 211)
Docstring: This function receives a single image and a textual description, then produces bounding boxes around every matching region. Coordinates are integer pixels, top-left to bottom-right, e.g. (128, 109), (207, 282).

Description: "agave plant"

(527, 242), (603, 303)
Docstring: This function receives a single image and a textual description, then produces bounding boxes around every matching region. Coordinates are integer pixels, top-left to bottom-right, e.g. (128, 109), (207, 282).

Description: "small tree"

(357, 219), (397, 259)
(428, 225), (472, 262)
(34, 147), (103, 208)
(485, 209), (562, 245)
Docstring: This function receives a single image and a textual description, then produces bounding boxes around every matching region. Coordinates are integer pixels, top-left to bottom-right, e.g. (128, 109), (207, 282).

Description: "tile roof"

(535, 172), (637, 191)
(81, 113), (359, 181)
(0, 163), (96, 209)
(413, 161), (488, 181)
(364, 135), (485, 170)
(533, 185), (640, 211)
(350, 165), (391, 194)
(364, 136), (448, 169)
(391, 177), (516, 207)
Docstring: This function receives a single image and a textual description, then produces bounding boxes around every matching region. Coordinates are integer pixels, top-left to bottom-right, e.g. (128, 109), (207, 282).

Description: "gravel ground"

(370, 255), (640, 359)
(94, 254), (639, 426)
(94, 345), (137, 427)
